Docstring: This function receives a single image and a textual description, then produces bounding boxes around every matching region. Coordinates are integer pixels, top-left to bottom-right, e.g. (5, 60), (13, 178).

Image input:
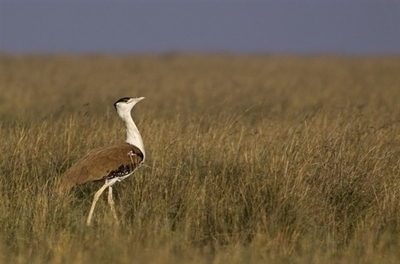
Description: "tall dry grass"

(1, 53), (400, 263)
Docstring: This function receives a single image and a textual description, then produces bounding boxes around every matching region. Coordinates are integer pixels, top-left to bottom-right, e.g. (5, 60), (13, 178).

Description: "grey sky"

(1, 1), (399, 55)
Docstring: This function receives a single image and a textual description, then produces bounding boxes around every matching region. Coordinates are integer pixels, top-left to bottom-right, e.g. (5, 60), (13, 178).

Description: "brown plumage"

(54, 143), (144, 194)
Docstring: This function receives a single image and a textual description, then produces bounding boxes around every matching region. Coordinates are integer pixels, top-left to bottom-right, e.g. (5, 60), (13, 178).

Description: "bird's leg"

(86, 182), (110, 226)
(108, 186), (119, 225)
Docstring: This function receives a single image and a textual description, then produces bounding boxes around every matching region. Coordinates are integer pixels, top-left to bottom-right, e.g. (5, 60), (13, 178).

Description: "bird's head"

(114, 97), (145, 118)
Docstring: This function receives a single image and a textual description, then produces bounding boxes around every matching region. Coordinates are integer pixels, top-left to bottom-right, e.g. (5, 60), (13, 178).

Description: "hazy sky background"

(1, 1), (399, 55)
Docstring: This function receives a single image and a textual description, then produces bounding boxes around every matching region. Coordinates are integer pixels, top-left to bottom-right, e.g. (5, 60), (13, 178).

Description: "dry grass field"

(1, 53), (400, 263)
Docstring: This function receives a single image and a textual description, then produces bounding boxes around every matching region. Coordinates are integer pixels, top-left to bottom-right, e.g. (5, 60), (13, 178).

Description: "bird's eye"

(114, 97), (131, 106)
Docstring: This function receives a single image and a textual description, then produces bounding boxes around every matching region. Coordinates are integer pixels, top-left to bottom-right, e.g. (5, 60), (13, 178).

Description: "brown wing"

(54, 143), (143, 194)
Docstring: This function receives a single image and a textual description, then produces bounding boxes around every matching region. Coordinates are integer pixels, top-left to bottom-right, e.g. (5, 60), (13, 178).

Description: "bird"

(54, 97), (145, 226)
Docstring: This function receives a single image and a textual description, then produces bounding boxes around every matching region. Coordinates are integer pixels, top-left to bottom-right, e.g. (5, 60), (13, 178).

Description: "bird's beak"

(128, 97), (145, 104)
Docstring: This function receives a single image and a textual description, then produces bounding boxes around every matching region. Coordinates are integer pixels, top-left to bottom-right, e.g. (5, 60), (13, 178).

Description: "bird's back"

(54, 143), (144, 194)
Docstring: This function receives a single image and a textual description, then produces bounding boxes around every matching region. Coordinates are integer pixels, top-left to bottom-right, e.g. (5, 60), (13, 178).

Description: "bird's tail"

(53, 177), (74, 196)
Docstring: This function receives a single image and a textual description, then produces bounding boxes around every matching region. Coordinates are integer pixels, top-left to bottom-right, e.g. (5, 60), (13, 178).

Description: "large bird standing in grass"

(54, 97), (145, 226)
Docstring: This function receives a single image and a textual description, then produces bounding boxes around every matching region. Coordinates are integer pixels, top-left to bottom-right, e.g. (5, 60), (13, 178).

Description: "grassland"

(0, 53), (400, 263)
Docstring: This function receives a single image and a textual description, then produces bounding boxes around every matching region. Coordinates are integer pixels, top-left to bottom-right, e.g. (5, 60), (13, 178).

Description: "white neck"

(120, 111), (145, 159)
